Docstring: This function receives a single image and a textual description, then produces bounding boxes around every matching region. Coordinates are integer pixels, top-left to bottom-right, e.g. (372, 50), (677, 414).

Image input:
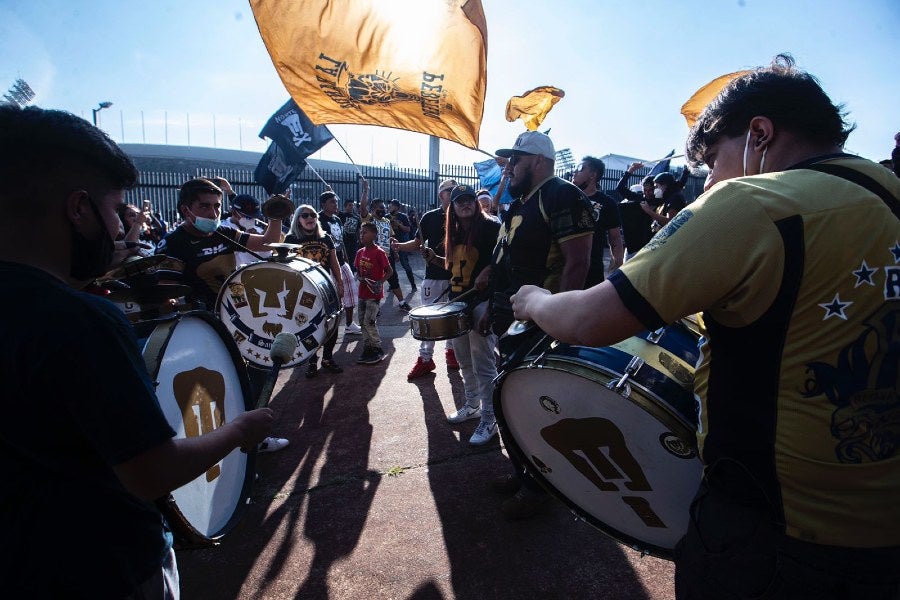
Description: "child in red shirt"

(354, 222), (393, 363)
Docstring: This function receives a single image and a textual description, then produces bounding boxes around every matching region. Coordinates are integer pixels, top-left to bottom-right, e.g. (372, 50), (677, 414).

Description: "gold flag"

(680, 70), (753, 128)
(250, 0), (488, 149)
(505, 86), (565, 131)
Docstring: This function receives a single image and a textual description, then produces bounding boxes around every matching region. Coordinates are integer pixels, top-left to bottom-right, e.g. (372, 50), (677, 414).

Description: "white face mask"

(238, 217), (256, 230)
(742, 128), (768, 176)
(653, 188), (664, 199)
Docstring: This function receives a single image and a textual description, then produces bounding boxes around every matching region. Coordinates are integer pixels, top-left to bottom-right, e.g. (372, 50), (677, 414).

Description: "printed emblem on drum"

(242, 267), (305, 320)
(173, 367), (226, 482)
(232, 330), (247, 345)
(301, 335), (318, 351)
(295, 312), (309, 326)
(299, 291), (317, 309)
(262, 321), (283, 337)
(539, 395), (561, 414)
(228, 283), (248, 308)
(541, 417), (668, 529)
(659, 432), (696, 459)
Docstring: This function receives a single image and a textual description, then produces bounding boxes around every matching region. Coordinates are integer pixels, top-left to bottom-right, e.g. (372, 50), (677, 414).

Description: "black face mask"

(70, 196), (115, 280)
(375, 209), (386, 217)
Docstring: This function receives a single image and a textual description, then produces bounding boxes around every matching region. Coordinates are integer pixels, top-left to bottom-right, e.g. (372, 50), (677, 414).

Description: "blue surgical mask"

(194, 216), (220, 234)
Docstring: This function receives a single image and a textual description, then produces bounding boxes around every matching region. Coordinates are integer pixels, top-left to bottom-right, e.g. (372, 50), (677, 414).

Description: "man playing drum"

(511, 55), (900, 598)
(488, 130), (596, 520)
(0, 105), (274, 598)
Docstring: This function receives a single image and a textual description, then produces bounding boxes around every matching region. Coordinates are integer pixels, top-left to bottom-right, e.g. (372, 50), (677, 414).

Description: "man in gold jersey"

(511, 54), (900, 599)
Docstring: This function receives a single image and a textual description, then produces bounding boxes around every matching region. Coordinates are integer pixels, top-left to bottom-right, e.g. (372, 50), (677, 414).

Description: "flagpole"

(648, 153), (684, 163)
(305, 162), (329, 186)
(330, 130), (365, 178)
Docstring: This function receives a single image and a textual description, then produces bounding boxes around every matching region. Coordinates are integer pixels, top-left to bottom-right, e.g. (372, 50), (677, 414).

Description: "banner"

(647, 150), (676, 178)
(250, 0), (488, 149)
(505, 86), (565, 131)
(254, 141), (304, 195)
(681, 70), (752, 128)
(473, 159), (514, 205)
(259, 99), (334, 164)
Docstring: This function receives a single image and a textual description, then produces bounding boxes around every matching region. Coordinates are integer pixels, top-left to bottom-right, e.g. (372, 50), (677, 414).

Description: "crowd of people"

(2, 52), (898, 599)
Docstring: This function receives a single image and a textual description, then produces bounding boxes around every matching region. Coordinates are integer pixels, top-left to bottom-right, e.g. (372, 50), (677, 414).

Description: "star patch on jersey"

(819, 293), (853, 320)
(852, 260), (877, 287)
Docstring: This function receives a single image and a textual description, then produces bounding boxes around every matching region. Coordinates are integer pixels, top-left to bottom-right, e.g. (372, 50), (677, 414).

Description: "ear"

(65, 190), (91, 224)
(748, 116), (775, 149)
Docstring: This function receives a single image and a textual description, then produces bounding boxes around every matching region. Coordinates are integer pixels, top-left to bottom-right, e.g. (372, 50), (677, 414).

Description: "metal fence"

(125, 163), (703, 227)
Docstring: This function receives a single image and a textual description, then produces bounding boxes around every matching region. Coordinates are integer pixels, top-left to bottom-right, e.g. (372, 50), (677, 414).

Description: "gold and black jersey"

(613, 156), (900, 547)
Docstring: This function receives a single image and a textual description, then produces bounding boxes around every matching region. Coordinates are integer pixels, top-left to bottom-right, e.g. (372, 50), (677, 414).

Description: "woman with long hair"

(430, 184), (501, 445)
(285, 203), (345, 377)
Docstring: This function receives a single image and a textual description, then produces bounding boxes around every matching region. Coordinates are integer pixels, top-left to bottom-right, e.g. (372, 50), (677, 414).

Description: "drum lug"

(646, 327), (665, 344)
(608, 355), (644, 397)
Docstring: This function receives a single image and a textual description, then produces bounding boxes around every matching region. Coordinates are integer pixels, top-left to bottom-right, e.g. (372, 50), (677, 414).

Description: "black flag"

(259, 99), (334, 164)
(254, 141), (304, 195)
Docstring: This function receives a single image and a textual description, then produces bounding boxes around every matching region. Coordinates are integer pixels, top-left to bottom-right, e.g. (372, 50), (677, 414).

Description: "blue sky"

(2, 0), (898, 169)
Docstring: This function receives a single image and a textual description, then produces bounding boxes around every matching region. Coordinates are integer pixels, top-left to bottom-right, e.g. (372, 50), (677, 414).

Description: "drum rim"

(142, 310), (258, 548)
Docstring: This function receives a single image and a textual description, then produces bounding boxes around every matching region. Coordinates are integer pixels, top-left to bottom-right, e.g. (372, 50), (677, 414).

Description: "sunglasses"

(508, 153), (534, 167)
(453, 196), (476, 204)
(299, 212), (317, 219)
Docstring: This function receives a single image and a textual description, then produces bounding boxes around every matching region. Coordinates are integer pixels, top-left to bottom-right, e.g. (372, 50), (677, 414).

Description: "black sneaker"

(362, 347), (385, 364)
(321, 359), (344, 373)
(356, 346), (374, 364)
(398, 302), (412, 312)
(305, 361), (318, 378)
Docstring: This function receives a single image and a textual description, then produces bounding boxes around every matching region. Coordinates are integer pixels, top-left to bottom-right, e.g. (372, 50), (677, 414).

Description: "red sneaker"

(445, 348), (460, 370)
(407, 356), (436, 380)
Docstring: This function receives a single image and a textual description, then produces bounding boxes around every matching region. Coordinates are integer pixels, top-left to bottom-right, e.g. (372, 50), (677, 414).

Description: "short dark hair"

(0, 105), (138, 215)
(371, 197), (385, 208)
(581, 156), (606, 179)
(686, 54), (854, 167)
(360, 221), (378, 234)
(319, 190), (337, 205)
(178, 177), (222, 208)
(389, 199), (402, 208)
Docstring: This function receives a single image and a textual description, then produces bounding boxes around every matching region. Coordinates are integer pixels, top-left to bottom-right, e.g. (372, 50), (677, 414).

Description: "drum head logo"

(173, 367), (226, 482)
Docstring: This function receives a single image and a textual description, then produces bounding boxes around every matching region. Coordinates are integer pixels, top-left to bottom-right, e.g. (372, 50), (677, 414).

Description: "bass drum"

(495, 321), (703, 559)
(216, 257), (342, 368)
(141, 310), (256, 548)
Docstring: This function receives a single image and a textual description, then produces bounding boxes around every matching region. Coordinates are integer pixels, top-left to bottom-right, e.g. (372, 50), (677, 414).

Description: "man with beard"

(572, 155), (624, 285)
(511, 55), (900, 598)
(487, 131), (596, 520)
(0, 105), (273, 598)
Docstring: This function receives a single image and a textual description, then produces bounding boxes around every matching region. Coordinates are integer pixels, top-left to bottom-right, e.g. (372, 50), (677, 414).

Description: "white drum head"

(145, 314), (251, 541)
(499, 359), (702, 558)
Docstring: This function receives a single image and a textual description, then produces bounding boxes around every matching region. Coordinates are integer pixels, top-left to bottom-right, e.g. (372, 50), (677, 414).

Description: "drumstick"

(254, 332), (298, 410)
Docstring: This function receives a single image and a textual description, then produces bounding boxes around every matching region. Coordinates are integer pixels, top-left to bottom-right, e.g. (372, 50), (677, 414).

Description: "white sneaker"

(447, 404), (481, 424)
(258, 437), (289, 453)
(344, 322), (362, 335)
(469, 419), (498, 445)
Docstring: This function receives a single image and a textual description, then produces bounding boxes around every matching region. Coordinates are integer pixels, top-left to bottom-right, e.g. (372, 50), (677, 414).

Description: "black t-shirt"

(318, 212), (347, 265)
(0, 262), (175, 597)
(284, 232), (337, 270)
(618, 199), (654, 253)
(448, 218), (502, 298)
(156, 225), (249, 307)
(417, 206), (452, 280)
(389, 210), (412, 242)
(493, 176), (596, 294)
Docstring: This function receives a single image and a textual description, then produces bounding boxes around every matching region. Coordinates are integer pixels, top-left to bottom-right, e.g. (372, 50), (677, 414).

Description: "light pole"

(92, 101), (113, 126)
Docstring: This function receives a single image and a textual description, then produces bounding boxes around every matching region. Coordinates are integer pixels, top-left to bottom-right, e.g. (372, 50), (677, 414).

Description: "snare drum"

(216, 258), (341, 368)
(495, 321), (703, 559)
(409, 301), (471, 341)
(141, 310), (256, 548)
